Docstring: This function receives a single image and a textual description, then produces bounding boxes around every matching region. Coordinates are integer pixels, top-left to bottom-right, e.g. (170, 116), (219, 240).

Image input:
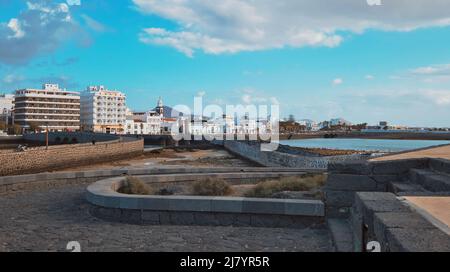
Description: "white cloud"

(240, 89), (280, 105)
(7, 18), (25, 39)
(411, 64), (450, 75)
(365, 75), (375, 80)
(67, 0), (81, 6)
(81, 14), (108, 32)
(333, 78), (343, 86)
(423, 89), (450, 105)
(2, 74), (25, 84)
(410, 64), (450, 83)
(133, 0), (450, 56)
(0, 1), (77, 64)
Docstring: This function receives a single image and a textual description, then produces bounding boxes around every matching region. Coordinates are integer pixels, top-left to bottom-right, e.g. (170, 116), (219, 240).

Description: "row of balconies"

(15, 115), (80, 121)
(15, 98), (80, 104)
(15, 110), (80, 115)
(14, 105), (80, 110)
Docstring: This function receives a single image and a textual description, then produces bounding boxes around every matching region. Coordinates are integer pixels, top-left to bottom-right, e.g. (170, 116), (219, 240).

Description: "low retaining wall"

(0, 136), (144, 176)
(0, 167), (310, 195)
(86, 176), (325, 228)
(223, 141), (369, 169)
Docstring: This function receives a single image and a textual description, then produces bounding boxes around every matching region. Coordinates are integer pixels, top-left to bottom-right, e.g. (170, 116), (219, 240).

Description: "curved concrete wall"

(86, 176), (325, 228)
(0, 167), (310, 194)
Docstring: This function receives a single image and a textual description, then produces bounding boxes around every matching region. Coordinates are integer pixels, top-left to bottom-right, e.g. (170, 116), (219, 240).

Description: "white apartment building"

(0, 94), (14, 125)
(14, 84), (80, 132)
(81, 86), (126, 134)
(125, 110), (162, 135)
(237, 115), (258, 135)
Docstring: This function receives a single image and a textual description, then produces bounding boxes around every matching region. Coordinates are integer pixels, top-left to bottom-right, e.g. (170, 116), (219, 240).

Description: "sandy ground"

(404, 197), (450, 230)
(371, 144), (450, 161)
(59, 148), (256, 172)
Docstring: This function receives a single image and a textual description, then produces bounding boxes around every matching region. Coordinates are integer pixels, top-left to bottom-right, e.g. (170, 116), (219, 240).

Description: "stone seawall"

(0, 137), (144, 176)
(222, 141), (369, 169)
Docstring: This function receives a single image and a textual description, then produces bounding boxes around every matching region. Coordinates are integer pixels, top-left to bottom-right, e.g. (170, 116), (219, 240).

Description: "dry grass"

(118, 176), (154, 195)
(244, 174), (326, 198)
(190, 178), (234, 196)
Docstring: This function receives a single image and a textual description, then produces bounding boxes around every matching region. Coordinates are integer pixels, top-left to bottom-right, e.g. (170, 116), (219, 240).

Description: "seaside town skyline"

(1, 1), (450, 127)
(2, 82), (450, 135)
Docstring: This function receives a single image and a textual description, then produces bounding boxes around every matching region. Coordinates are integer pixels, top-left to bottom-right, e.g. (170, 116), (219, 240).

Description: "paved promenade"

(372, 144), (450, 161)
(0, 184), (331, 252)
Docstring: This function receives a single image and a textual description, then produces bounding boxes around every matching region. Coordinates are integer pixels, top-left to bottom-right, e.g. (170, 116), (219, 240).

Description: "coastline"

(278, 131), (450, 141)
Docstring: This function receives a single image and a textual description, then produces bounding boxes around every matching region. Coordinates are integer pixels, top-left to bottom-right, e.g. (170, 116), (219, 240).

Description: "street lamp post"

(44, 116), (49, 150)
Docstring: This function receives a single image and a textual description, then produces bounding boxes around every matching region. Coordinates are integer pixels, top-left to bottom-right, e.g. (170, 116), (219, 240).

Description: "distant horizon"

(1, 1), (450, 127)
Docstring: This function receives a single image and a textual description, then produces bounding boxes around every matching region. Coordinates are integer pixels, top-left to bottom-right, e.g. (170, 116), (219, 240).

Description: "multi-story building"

(80, 86), (126, 134)
(13, 84), (80, 132)
(125, 109), (162, 135)
(0, 94), (14, 126)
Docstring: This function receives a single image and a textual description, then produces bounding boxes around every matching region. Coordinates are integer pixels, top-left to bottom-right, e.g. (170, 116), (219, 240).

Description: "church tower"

(156, 97), (164, 116)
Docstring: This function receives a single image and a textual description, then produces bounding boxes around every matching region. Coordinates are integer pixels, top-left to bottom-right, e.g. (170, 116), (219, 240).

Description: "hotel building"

(13, 84), (80, 132)
(80, 85), (126, 134)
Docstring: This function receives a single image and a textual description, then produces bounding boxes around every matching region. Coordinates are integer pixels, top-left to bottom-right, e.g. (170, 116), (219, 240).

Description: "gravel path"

(0, 185), (332, 252)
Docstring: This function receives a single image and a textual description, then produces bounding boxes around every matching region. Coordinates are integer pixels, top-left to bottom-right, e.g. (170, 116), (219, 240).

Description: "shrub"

(190, 178), (233, 196)
(244, 175), (326, 198)
(118, 176), (154, 195)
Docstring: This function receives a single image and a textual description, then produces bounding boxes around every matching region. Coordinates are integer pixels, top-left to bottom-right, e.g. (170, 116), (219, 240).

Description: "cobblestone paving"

(0, 185), (332, 252)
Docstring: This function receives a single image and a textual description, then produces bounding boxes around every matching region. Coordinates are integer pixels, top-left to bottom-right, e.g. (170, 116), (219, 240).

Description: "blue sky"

(1, 0), (450, 127)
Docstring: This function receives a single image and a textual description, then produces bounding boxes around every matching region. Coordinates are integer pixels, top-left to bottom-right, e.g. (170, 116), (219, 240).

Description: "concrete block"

(168, 196), (212, 212)
(373, 211), (435, 249)
(355, 192), (398, 202)
(142, 210), (160, 224)
(328, 161), (372, 175)
(119, 210), (141, 224)
(86, 192), (105, 207)
(170, 212), (195, 225)
(429, 158), (450, 175)
(325, 190), (355, 207)
(103, 196), (121, 209)
(119, 197), (141, 209)
(140, 197), (170, 210)
(371, 158), (429, 175)
(193, 213), (218, 226)
(211, 197), (243, 213)
(422, 174), (450, 192)
(284, 199), (324, 216)
(233, 214), (251, 226)
(385, 228), (450, 252)
(241, 198), (285, 215)
(214, 213), (236, 226)
(326, 174), (377, 191)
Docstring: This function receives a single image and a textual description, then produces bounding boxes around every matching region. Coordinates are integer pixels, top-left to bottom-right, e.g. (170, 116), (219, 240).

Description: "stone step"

(388, 181), (428, 194)
(327, 218), (354, 252)
(409, 169), (450, 192)
(429, 158), (450, 175)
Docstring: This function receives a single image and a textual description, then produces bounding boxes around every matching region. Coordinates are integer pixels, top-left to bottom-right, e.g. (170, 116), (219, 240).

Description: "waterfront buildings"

(80, 86), (126, 134)
(13, 84), (80, 132)
(0, 94), (14, 126)
(125, 109), (162, 135)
